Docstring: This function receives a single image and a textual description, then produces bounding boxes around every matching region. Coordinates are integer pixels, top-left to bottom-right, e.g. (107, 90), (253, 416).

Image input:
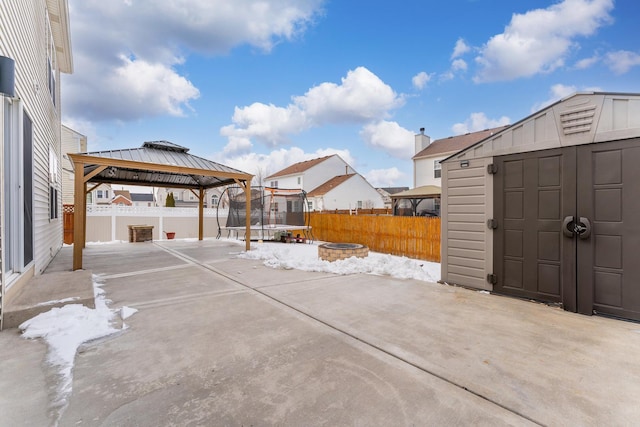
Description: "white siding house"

(264, 155), (356, 192)
(265, 155), (384, 210)
(307, 174), (385, 211)
(1, 0), (73, 326)
(61, 125), (87, 204)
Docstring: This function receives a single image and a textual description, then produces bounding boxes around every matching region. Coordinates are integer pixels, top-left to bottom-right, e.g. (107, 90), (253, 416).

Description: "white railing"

(87, 205), (229, 217)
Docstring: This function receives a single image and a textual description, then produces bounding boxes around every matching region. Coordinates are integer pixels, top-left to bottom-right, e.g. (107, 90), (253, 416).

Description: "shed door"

(577, 139), (640, 320)
(494, 139), (640, 321)
(493, 148), (577, 311)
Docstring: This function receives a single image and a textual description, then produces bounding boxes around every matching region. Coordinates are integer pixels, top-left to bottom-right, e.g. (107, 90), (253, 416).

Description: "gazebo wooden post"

(73, 160), (85, 270)
(198, 187), (204, 240)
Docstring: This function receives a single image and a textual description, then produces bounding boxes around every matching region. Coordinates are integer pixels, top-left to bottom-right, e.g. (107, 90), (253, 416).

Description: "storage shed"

(440, 92), (640, 321)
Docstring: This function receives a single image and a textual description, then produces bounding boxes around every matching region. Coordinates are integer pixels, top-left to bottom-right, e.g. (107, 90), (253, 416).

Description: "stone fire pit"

(318, 243), (369, 262)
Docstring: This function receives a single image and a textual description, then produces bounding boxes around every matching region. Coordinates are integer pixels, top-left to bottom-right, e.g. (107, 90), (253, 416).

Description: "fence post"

(110, 205), (116, 242)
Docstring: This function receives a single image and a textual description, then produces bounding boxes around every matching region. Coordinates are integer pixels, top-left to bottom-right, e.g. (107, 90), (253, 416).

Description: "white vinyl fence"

(86, 205), (229, 242)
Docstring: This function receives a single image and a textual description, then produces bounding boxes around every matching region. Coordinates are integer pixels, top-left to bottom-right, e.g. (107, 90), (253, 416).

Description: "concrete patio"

(2, 238), (640, 426)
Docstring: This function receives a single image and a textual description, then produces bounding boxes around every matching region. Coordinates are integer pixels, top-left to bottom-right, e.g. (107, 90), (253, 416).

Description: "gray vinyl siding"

(441, 158), (493, 290)
(1, 1), (66, 276)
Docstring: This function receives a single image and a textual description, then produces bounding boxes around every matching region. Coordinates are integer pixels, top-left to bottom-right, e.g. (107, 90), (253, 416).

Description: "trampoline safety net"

(217, 186), (312, 240)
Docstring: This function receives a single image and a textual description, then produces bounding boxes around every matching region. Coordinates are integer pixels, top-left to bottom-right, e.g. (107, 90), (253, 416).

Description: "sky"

(20, 239), (439, 423)
(61, 0), (640, 188)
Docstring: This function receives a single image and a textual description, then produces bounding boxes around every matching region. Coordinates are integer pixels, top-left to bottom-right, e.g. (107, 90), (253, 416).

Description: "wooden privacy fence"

(63, 204), (74, 245)
(309, 213), (441, 262)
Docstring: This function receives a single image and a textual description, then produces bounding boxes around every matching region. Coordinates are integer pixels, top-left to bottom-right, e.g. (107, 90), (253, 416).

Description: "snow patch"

(237, 241), (441, 282)
(19, 276), (137, 425)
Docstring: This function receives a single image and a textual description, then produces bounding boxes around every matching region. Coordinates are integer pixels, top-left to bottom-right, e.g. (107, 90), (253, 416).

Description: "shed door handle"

(576, 217), (591, 239)
(562, 216), (575, 238)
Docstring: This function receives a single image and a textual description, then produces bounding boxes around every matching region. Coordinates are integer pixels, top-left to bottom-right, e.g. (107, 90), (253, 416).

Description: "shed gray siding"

(441, 158), (493, 290)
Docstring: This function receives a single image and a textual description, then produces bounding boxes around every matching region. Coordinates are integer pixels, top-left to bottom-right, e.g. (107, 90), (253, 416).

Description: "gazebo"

(69, 141), (254, 270)
(390, 185), (441, 216)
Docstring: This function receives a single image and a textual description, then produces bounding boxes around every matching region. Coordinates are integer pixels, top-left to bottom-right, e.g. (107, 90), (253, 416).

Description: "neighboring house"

(440, 92), (640, 322)
(307, 174), (385, 211)
(61, 125), (87, 204)
(264, 155), (355, 191)
(88, 183), (113, 205)
(131, 193), (154, 207)
(156, 187), (225, 208)
(377, 187), (409, 209)
(112, 190), (133, 206)
(412, 126), (507, 188)
(1, 0), (73, 324)
(265, 154), (384, 210)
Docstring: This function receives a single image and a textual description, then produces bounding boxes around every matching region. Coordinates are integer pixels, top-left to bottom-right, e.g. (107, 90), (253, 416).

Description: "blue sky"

(62, 0), (640, 188)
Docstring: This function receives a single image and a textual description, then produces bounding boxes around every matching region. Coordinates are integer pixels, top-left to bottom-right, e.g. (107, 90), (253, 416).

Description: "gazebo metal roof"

(75, 141), (250, 189)
(68, 141), (254, 270)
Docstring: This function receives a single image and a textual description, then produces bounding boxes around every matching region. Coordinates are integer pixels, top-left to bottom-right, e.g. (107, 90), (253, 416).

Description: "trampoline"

(217, 186), (314, 242)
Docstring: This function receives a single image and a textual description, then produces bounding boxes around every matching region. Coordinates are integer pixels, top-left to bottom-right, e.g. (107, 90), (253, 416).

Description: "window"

(434, 161), (442, 178)
(297, 177), (301, 185)
(105, 190), (109, 199)
(97, 190), (103, 198)
(49, 146), (59, 219)
(211, 194), (219, 207)
(46, 14), (57, 106)
(357, 200), (363, 209)
(270, 180), (278, 188)
(308, 201), (313, 210)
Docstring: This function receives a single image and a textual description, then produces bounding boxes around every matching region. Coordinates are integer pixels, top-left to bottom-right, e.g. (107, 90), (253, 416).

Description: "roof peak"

(142, 140), (189, 153)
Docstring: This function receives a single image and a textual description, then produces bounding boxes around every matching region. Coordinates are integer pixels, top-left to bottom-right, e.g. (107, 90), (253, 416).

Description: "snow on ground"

(236, 240), (441, 283)
(20, 276), (136, 426)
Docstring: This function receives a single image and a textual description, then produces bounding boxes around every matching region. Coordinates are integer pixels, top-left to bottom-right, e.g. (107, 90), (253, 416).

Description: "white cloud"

(439, 71), (455, 82)
(451, 59), (468, 72)
(63, 0), (325, 122)
(574, 54), (600, 70)
(473, 0), (614, 82)
(451, 38), (471, 59)
(412, 71), (433, 90)
(221, 67), (405, 149)
(365, 167), (409, 188)
(452, 112), (510, 135)
(605, 50), (640, 74)
(359, 121), (415, 160)
(220, 103), (309, 147)
(294, 67), (404, 123)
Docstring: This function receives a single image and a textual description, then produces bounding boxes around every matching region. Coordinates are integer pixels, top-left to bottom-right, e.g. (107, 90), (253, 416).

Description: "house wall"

(414, 155), (449, 188)
(89, 184), (113, 205)
(266, 174), (301, 190)
(0, 0), (70, 297)
(61, 125), (86, 204)
(314, 175), (384, 210)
